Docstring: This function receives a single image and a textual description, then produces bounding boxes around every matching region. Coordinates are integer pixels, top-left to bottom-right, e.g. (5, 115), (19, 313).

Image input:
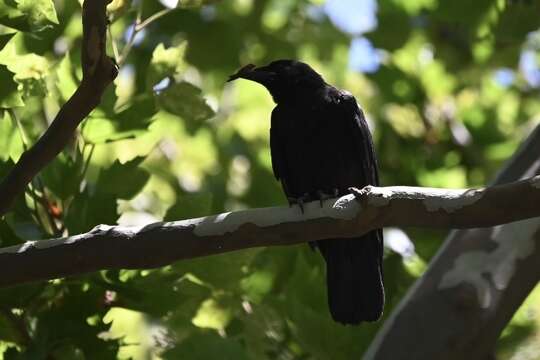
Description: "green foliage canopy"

(0, 0), (539, 358)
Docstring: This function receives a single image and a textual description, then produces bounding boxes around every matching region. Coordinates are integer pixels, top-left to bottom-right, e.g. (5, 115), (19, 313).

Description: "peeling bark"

(0, 173), (538, 288)
(365, 125), (540, 360)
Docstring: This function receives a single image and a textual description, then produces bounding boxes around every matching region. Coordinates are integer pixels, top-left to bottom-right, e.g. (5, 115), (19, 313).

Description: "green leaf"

(0, 1), (25, 30)
(8, 54), (49, 98)
(433, 0), (494, 29)
(0, 44), (50, 99)
(366, 9), (411, 51)
(115, 95), (157, 131)
(0, 158), (14, 178)
(172, 249), (262, 297)
(55, 52), (79, 102)
(41, 152), (84, 200)
(65, 191), (118, 234)
(97, 157), (150, 199)
(0, 219), (22, 247)
(0, 282), (47, 309)
(192, 297), (232, 330)
(0, 64), (23, 108)
(0, 0), (58, 32)
(178, 0), (222, 7)
(240, 247), (297, 303)
(148, 42), (188, 87)
(17, 0), (58, 24)
(0, 32), (15, 51)
(0, 112), (24, 159)
(0, 311), (21, 343)
(113, 271), (211, 318)
(30, 281), (119, 359)
(164, 192), (213, 221)
(163, 332), (249, 360)
(84, 96), (157, 143)
(156, 81), (215, 124)
(240, 270), (274, 303)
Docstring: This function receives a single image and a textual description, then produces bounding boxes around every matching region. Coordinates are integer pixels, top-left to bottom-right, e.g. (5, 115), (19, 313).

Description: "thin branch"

(0, 176), (538, 288)
(8, 109), (29, 150)
(10, 110), (62, 236)
(117, 6), (173, 66)
(107, 24), (120, 63)
(80, 143), (95, 180)
(0, 0), (118, 218)
(117, 0), (142, 66)
(135, 8), (173, 32)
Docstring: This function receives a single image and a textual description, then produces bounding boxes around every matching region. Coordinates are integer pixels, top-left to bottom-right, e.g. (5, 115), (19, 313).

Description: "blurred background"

(0, 0), (539, 358)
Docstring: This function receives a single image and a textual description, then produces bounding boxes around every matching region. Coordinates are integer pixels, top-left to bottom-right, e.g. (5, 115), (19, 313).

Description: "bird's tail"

(317, 230), (384, 325)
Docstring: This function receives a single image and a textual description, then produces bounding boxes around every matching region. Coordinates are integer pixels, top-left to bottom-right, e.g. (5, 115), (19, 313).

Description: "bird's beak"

(227, 64), (275, 84)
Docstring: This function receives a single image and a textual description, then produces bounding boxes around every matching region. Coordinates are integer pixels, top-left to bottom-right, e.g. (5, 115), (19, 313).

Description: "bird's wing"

(270, 106), (285, 182)
(338, 91), (380, 188)
(337, 91), (384, 259)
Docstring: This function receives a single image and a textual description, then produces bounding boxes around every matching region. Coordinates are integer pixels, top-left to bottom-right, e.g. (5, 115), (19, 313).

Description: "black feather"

(231, 60), (384, 324)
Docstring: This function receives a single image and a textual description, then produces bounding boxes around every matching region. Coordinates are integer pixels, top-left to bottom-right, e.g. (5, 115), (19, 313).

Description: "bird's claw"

(348, 186), (370, 204)
(288, 193), (311, 214)
(316, 188), (340, 207)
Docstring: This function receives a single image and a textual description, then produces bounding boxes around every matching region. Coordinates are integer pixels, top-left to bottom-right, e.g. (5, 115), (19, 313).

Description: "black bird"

(228, 60), (384, 324)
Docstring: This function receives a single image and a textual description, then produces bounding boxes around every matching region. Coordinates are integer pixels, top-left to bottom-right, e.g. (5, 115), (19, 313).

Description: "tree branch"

(0, 0), (118, 217)
(365, 125), (540, 360)
(0, 175), (538, 288)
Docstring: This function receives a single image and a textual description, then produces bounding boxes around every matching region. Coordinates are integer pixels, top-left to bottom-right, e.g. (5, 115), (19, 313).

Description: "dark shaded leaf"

(0, 219), (22, 247)
(0, 65), (23, 108)
(164, 192), (213, 221)
(0, 32), (15, 51)
(96, 157), (150, 199)
(41, 153), (83, 200)
(163, 331), (249, 360)
(156, 81), (215, 125)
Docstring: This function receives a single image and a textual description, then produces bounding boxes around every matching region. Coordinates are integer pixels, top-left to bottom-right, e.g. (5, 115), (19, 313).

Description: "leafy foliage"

(0, 0), (539, 358)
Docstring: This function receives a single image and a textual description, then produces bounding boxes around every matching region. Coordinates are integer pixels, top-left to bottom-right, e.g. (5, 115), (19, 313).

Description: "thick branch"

(365, 125), (540, 360)
(0, 176), (538, 287)
(0, 0), (118, 217)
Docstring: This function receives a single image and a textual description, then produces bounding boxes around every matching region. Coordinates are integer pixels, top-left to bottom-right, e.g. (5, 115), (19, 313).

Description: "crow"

(228, 60), (384, 324)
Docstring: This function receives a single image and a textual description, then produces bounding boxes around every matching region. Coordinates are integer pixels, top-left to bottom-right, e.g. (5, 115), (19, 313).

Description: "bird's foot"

(348, 186), (373, 205)
(316, 188), (340, 207)
(288, 193), (311, 214)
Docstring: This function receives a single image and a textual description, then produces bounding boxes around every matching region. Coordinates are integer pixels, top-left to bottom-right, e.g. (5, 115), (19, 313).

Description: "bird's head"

(227, 60), (325, 103)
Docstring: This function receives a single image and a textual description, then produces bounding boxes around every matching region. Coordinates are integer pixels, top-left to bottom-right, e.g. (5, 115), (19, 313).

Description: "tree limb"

(365, 125), (540, 360)
(0, 0), (118, 217)
(0, 175), (538, 288)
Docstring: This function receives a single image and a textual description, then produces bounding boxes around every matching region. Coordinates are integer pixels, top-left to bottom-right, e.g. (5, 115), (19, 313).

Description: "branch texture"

(0, 175), (538, 287)
(0, 0), (118, 217)
(365, 125), (540, 360)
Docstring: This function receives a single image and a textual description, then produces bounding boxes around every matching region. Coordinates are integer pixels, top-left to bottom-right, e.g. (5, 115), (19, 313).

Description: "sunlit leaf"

(0, 0), (58, 31)
(0, 32), (15, 51)
(0, 44), (50, 99)
(56, 52), (79, 101)
(84, 96), (157, 143)
(0, 112), (23, 159)
(148, 42), (188, 87)
(192, 298), (232, 330)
